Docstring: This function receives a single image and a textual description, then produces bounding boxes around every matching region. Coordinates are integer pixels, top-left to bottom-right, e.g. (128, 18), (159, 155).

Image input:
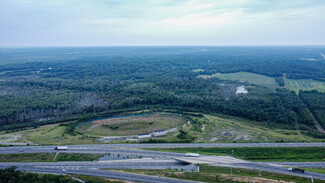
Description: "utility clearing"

(197, 72), (279, 87)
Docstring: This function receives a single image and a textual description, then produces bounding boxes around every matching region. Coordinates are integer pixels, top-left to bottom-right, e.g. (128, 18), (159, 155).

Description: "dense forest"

(0, 46), (324, 136)
(0, 167), (78, 183)
(300, 90), (325, 129)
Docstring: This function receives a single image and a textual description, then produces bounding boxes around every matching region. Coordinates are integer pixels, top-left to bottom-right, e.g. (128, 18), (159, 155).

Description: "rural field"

(184, 114), (323, 143)
(197, 71), (325, 95)
(78, 113), (186, 137)
(284, 78), (325, 93)
(191, 68), (204, 72)
(197, 72), (279, 87)
(18, 123), (96, 145)
(0, 112), (323, 145)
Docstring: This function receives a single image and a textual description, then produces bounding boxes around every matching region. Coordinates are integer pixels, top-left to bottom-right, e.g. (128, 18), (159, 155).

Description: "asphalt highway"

(210, 162), (325, 180)
(2, 142), (325, 150)
(267, 162), (325, 168)
(0, 147), (187, 158)
(1, 159), (325, 181)
(0, 143), (325, 182)
(1, 142), (324, 155)
(0, 162), (200, 183)
(56, 142), (325, 148)
(0, 160), (195, 171)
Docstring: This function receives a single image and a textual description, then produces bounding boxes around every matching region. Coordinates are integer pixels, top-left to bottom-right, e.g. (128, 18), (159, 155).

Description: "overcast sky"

(1, 0), (325, 47)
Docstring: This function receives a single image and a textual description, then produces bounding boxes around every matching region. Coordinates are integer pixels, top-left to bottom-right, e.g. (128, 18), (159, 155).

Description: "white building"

(235, 85), (248, 94)
(137, 132), (152, 139)
(153, 129), (167, 137)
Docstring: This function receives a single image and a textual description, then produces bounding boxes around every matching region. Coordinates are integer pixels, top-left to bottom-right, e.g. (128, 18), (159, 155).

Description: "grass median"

(147, 146), (325, 162)
(121, 165), (323, 183)
(0, 153), (104, 162)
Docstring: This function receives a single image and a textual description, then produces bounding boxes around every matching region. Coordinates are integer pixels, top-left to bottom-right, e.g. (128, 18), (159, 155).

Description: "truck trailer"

(288, 167), (304, 173)
(185, 153), (200, 157)
(54, 146), (68, 150)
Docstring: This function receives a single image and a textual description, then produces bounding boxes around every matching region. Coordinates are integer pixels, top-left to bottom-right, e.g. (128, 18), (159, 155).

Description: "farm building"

(153, 129), (167, 137)
(137, 132), (152, 139)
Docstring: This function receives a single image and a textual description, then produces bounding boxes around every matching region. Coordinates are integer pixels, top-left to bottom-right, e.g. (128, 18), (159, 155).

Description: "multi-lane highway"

(43, 142), (325, 148)
(0, 143), (325, 182)
(1, 142), (325, 150)
(0, 155), (324, 181)
(1, 142), (325, 155)
(211, 161), (325, 180)
(0, 160), (195, 172)
(0, 161), (199, 183)
(267, 162), (325, 168)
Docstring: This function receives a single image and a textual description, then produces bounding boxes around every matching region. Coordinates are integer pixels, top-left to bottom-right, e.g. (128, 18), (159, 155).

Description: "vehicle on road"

(288, 167), (305, 173)
(185, 153), (199, 157)
(54, 146), (68, 150)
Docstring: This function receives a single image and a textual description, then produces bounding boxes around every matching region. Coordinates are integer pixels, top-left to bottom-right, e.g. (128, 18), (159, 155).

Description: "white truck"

(185, 153), (200, 157)
(54, 146), (68, 150)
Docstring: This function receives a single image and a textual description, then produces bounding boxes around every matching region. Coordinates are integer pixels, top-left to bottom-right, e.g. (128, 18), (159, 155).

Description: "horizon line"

(1, 44), (325, 48)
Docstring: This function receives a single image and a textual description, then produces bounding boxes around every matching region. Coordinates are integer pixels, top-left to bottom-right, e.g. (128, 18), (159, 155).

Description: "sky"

(1, 0), (325, 47)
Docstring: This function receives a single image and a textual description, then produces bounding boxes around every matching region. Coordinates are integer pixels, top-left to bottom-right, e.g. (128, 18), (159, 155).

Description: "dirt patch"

(87, 124), (101, 132)
(209, 137), (218, 141)
(0, 134), (22, 143)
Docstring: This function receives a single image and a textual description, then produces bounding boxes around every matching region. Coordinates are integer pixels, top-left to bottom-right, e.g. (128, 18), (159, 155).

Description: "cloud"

(161, 10), (243, 27)
(0, 0), (325, 46)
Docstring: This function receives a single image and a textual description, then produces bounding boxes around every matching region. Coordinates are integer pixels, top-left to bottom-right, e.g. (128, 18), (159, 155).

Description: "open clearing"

(185, 114), (323, 143)
(191, 68), (204, 72)
(197, 72), (278, 87)
(284, 78), (325, 93)
(6, 123), (97, 145)
(79, 113), (186, 136)
(1, 112), (322, 145)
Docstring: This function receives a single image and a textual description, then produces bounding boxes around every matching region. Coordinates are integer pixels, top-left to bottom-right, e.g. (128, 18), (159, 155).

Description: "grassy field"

(284, 78), (325, 93)
(185, 114), (322, 143)
(78, 113), (186, 136)
(1, 112), (322, 145)
(147, 147), (325, 162)
(21, 123), (97, 145)
(191, 68), (204, 72)
(303, 168), (325, 174)
(56, 153), (104, 161)
(1, 122), (98, 145)
(0, 153), (104, 162)
(0, 113), (187, 145)
(121, 165), (322, 183)
(197, 72), (279, 87)
(0, 153), (55, 162)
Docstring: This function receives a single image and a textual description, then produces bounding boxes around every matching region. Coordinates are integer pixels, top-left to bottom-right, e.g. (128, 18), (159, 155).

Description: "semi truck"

(54, 146), (68, 150)
(185, 153), (200, 157)
(288, 167), (304, 173)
